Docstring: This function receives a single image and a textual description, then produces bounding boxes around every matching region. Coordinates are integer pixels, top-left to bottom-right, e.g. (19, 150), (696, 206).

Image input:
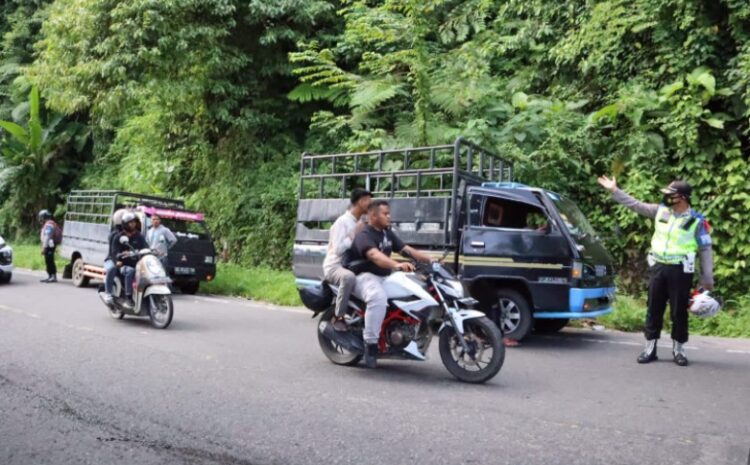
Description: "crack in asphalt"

(0, 371), (266, 465)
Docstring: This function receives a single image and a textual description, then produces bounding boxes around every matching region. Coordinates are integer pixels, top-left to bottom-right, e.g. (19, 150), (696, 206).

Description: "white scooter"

(98, 236), (174, 329)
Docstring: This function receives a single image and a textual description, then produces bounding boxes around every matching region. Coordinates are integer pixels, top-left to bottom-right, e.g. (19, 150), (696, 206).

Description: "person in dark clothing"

(102, 224), (124, 305)
(38, 209), (59, 283)
(113, 211), (148, 309)
(345, 200), (434, 368)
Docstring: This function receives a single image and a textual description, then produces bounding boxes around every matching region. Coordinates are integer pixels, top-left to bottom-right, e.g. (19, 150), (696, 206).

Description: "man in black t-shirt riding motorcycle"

(345, 199), (434, 368)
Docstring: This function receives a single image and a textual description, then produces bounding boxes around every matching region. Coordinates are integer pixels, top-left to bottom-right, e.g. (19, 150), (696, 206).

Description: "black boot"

(672, 340), (688, 367)
(363, 343), (378, 369)
(637, 339), (658, 364)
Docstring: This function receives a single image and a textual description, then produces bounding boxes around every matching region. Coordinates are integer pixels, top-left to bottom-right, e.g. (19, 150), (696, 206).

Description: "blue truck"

(292, 138), (616, 340)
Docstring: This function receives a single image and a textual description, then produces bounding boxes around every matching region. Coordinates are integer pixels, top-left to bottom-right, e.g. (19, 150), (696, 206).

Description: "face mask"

(662, 194), (680, 206)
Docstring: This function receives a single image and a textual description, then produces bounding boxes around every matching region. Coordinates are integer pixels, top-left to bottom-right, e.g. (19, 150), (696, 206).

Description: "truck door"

(460, 189), (572, 310)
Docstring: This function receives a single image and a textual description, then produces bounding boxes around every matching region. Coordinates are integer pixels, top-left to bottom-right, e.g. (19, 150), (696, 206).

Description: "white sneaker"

(103, 293), (113, 305)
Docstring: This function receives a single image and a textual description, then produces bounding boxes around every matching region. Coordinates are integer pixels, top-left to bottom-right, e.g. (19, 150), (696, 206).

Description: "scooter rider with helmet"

(598, 176), (714, 366)
(102, 209), (127, 305)
(114, 211), (148, 309)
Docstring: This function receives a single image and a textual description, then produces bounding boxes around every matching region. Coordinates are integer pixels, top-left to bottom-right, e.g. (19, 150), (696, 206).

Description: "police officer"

(598, 176), (714, 366)
(38, 209), (59, 283)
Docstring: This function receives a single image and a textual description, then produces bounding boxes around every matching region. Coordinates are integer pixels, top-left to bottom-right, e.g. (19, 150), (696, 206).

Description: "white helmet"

(121, 211), (136, 226)
(689, 290), (721, 318)
(112, 208), (128, 226)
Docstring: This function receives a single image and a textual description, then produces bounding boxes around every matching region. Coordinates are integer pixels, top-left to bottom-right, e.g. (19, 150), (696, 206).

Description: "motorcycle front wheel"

(317, 308), (362, 366)
(148, 294), (174, 329)
(439, 316), (504, 384)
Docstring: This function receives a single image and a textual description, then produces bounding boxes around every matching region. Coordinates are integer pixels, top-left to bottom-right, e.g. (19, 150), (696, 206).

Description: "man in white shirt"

(323, 188), (372, 331)
(147, 215), (177, 269)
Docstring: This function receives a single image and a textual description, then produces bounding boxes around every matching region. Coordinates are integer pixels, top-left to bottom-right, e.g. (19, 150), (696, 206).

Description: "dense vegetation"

(2, 0), (750, 302)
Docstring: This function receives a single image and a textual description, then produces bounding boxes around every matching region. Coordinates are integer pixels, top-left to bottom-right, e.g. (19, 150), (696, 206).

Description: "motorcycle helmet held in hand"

(689, 289), (721, 318)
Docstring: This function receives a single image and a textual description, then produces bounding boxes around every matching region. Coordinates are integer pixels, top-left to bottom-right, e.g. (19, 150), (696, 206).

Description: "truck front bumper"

(534, 286), (616, 319)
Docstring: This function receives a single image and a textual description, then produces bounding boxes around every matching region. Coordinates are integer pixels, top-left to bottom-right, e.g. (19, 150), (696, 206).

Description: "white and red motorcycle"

(300, 261), (504, 383)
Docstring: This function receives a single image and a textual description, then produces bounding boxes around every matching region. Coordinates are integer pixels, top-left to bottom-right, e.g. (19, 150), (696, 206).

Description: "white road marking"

(726, 349), (750, 355)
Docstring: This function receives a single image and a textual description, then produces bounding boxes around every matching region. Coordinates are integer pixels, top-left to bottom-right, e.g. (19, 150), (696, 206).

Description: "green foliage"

(290, 0), (750, 297)
(2, 0), (750, 309)
(0, 86), (89, 233)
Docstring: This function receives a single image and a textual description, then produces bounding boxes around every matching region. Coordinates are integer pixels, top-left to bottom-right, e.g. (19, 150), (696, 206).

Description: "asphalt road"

(1, 270), (749, 465)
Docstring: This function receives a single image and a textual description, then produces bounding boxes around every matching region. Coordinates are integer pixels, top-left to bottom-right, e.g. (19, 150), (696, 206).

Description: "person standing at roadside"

(323, 188), (373, 331)
(147, 214), (177, 270)
(597, 175), (714, 366)
(38, 209), (60, 283)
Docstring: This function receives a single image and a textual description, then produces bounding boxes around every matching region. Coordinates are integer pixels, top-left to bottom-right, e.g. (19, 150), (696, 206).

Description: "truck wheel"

(494, 289), (533, 341)
(534, 318), (569, 333)
(0, 273), (11, 284)
(72, 258), (90, 287)
(179, 282), (200, 295)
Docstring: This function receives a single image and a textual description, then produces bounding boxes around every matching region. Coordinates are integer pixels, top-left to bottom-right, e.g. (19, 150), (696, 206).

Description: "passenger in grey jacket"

(147, 215), (177, 268)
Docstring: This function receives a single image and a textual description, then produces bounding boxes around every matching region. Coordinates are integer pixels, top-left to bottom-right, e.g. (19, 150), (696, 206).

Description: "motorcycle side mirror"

(119, 236), (129, 244)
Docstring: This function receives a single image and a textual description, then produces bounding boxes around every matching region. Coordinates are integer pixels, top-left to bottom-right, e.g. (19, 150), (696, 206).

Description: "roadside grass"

(201, 262), (302, 307)
(598, 293), (750, 339)
(10, 242), (750, 337)
(11, 242), (301, 306)
(11, 242), (67, 271)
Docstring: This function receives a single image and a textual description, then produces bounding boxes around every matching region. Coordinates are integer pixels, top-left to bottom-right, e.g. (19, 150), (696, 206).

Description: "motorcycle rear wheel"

(148, 294), (174, 329)
(439, 316), (504, 384)
(317, 308), (362, 366)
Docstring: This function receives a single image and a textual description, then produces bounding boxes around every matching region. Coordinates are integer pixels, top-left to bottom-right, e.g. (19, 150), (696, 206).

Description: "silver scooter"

(98, 236), (174, 329)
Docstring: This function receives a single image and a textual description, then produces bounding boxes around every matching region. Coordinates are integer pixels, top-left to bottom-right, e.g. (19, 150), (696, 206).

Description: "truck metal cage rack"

(64, 190), (186, 225)
(296, 138), (513, 248)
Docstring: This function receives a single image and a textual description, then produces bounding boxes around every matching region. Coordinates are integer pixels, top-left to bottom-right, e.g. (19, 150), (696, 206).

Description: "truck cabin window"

(480, 197), (552, 233)
(145, 216), (210, 240)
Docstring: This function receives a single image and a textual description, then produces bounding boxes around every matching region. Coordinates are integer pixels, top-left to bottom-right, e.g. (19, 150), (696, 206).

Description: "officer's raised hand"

(597, 175), (617, 193)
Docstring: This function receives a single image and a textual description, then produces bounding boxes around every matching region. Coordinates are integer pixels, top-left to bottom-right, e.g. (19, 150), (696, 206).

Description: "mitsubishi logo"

(181, 255), (188, 263)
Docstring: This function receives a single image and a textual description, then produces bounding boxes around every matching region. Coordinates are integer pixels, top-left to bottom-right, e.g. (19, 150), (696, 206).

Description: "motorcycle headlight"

(437, 279), (465, 299)
(205, 256), (214, 264)
(447, 279), (465, 298)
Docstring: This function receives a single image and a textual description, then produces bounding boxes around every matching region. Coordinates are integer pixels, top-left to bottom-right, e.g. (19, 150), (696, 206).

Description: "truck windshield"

(546, 193), (598, 240)
(147, 217), (210, 240)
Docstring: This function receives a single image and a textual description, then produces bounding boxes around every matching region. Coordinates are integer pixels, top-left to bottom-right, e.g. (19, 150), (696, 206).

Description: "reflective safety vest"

(650, 206), (699, 263)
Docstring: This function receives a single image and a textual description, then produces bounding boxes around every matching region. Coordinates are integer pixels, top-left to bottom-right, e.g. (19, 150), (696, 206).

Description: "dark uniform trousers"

(646, 263), (693, 343)
(44, 246), (57, 276)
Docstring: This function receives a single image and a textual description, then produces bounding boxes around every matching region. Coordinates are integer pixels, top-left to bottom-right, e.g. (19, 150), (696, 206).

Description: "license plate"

(174, 267), (195, 275)
(595, 265), (606, 277)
